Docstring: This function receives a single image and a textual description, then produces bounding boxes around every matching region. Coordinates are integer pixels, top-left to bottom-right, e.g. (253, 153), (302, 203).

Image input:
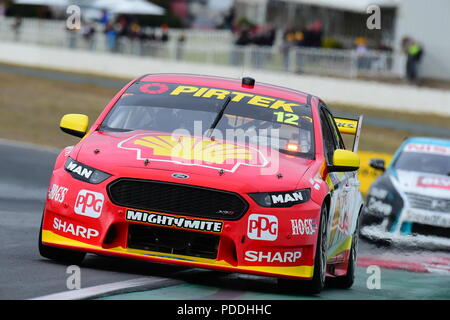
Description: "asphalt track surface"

(0, 140), (449, 300)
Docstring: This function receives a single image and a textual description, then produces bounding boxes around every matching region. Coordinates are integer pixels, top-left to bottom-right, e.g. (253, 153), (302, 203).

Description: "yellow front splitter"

(42, 230), (314, 279)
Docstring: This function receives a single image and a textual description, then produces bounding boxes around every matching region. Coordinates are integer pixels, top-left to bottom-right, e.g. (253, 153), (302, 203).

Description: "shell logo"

(118, 134), (268, 172)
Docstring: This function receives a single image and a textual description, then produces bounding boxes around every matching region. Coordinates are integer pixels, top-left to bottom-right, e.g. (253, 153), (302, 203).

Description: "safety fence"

(0, 17), (397, 79)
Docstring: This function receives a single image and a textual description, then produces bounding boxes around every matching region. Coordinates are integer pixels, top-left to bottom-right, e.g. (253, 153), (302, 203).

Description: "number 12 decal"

(274, 112), (299, 126)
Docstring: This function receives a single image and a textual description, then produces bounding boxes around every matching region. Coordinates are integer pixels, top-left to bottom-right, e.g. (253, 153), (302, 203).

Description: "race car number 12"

(273, 112), (299, 126)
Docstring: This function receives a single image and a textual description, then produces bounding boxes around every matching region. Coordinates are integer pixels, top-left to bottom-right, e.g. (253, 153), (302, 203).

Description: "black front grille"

(406, 193), (450, 213)
(108, 178), (248, 220)
(411, 223), (450, 239)
(128, 224), (220, 259)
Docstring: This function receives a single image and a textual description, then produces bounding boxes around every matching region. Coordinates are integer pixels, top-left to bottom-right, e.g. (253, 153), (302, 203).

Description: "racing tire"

(326, 233), (358, 289)
(38, 217), (86, 265)
(278, 204), (328, 294)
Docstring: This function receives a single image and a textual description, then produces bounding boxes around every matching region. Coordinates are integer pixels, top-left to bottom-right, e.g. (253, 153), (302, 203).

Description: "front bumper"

(360, 225), (450, 250)
(362, 205), (450, 250)
(42, 169), (323, 280)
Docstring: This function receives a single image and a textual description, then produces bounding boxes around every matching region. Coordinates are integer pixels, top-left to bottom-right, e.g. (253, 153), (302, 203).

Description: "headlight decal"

(65, 158), (111, 184)
(249, 189), (310, 208)
(365, 173), (404, 230)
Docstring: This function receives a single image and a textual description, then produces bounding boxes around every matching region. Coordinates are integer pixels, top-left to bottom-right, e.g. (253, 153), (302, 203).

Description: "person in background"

(302, 20), (323, 48)
(11, 15), (22, 42)
(0, 1), (8, 20)
(160, 24), (170, 42)
(355, 36), (370, 70)
(65, 23), (79, 49)
(231, 27), (251, 66)
(402, 37), (424, 83)
(105, 23), (118, 52)
(176, 33), (186, 61)
(99, 9), (110, 27)
(81, 22), (96, 50)
(281, 27), (295, 70)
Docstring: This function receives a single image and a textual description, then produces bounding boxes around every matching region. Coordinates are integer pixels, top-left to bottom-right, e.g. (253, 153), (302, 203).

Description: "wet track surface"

(0, 140), (449, 300)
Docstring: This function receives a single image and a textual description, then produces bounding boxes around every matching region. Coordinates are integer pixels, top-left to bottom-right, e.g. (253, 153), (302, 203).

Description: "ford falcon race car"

(39, 74), (364, 293)
(361, 137), (450, 250)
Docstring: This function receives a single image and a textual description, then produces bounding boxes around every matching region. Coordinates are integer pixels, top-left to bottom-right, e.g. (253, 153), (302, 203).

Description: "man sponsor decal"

(48, 184), (69, 203)
(247, 214), (278, 241)
(290, 219), (317, 236)
(271, 191), (303, 205)
(74, 190), (104, 218)
(244, 249), (302, 265)
(126, 209), (223, 233)
(65, 159), (94, 180)
(53, 217), (99, 239)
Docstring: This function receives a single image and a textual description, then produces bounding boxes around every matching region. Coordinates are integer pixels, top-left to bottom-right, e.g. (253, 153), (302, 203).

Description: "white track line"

(30, 276), (182, 300)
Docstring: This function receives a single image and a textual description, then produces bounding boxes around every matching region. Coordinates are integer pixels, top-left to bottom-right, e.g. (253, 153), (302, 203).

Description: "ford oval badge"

(172, 173), (189, 179)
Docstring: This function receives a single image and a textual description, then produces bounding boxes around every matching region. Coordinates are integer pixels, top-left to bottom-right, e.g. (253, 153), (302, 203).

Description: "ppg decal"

(247, 214), (278, 241)
(74, 190), (104, 218)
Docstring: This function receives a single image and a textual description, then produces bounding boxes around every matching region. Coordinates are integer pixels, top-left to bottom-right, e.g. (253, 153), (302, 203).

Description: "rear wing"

(334, 115), (363, 153)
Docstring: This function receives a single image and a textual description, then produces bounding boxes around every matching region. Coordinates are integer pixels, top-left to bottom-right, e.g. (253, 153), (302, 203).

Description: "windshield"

(393, 143), (450, 175)
(101, 82), (315, 159)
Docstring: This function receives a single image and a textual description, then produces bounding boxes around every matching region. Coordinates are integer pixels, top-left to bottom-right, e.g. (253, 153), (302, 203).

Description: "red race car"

(39, 74), (364, 293)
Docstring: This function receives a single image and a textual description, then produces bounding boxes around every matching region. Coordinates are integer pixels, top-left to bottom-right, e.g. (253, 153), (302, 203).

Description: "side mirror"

(369, 158), (386, 172)
(60, 114), (89, 138)
(329, 149), (360, 172)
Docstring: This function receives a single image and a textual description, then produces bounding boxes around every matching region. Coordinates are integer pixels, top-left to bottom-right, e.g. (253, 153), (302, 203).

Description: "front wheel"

(327, 210), (361, 289)
(278, 204), (328, 294)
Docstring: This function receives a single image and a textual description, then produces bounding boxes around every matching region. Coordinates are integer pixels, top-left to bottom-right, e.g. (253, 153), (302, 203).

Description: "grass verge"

(0, 70), (449, 153)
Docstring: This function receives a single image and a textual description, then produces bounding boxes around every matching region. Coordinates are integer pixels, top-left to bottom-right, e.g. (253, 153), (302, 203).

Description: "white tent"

(92, 0), (165, 15)
(14, 0), (71, 6)
(280, 0), (400, 13)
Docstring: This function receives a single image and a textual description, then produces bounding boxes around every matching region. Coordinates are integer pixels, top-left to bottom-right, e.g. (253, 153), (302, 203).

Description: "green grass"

(0, 69), (449, 153)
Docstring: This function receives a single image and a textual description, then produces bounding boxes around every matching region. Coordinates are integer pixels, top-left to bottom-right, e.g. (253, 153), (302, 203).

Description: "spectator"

(281, 27), (294, 70)
(0, 1), (7, 20)
(302, 20), (323, 48)
(81, 22), (96, 50)
(66, 24), (79, 49)
(252, 24), (276, 69)
(355, 37), (370, 70)
(176, 33), (186, 61)
(11, 15), (22, 42)
(402, 37), (424, 83)
(99, 9), (110, 27)
(160, 24), (170, 42)
(282, 27), (304, 71)
(105, 23), (118, 52)
(231, 27), (251, 66)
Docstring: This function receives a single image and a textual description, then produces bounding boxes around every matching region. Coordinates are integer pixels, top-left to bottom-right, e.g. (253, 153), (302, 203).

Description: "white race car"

(361, 137), (450, 250)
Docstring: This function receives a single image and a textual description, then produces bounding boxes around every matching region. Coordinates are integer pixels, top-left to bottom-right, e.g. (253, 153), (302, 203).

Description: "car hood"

(394, 169), (450, 198)
(74, 131), (314, 192)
